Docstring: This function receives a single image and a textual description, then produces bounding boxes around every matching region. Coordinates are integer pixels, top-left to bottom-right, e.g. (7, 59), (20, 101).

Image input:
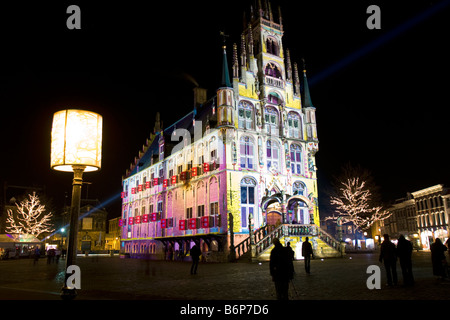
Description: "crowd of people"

(379, 233), (449, 286)
(268, 234), (450, 300)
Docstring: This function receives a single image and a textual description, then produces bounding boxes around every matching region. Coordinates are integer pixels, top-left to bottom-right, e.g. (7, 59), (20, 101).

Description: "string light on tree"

(6, 192), (55, 237)
(327, 177), (391, 231)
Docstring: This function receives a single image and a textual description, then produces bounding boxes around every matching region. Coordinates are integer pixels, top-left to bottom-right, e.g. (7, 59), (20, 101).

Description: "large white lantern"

(51, 109), (102, 172)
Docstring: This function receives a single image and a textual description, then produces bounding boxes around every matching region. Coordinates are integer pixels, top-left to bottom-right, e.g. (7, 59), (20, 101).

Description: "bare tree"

(327, 176), (391, 231)
(6, 192), (55, 237)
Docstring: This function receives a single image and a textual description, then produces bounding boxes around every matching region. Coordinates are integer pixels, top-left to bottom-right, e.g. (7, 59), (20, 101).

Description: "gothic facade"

(119, 2), (331, 261)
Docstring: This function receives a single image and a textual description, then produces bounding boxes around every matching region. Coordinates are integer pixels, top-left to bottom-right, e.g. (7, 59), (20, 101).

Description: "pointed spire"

(278, 5), (283, 26)
(232, 43), (239, 79)
(240, 33), (247, 68)
(220, 31), (232, 88)
(286, 49), (292, 82)
(268, 1), (273, 21)
(153, 112), (161, 133)
(247, 23), (254, 56)
(293, 62), (300, 96)
(301, 59), (315, 109)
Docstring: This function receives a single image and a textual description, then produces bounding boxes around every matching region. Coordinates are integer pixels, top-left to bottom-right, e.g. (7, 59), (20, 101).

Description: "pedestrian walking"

(269, 238), (294, 300)
(396, 235), (414, 286)
(379, 234), (398, 286)
(190, 243), (201, 275)
(302, 237), (314, 274)
(430, 238), (447, 280)
(55, 249), (61, 263)
(33, 247), (40, 265)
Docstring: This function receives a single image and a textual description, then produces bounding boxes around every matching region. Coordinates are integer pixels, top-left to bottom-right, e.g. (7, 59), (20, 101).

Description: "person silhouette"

(396, 235), (414, 286)
(302, 237), (314, 274)
(189, 244), (201, 275)
(270, 238), (294, 300)
(379, 234), (397, 286)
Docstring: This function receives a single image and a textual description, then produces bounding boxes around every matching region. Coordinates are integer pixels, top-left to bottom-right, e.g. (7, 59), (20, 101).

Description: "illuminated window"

(266, 37), (279, 56)
(293, 181), (306, 196)
(264, 107), (278, 134)
(197, 205), (205, 217)
(209, 136), (217, 163)
(290, 144), (302, 174)
(268, 92), (282, 105)
(186, 207), (193, 219)
(288, 112), (301, 139)
(264, 62), (281, 78)
(238, 101), (254, 130)
(241, 177), (257, 230)
(266, 140), (280, 170)
(240, 136), (254, 170)
(197, 143), (204, 166)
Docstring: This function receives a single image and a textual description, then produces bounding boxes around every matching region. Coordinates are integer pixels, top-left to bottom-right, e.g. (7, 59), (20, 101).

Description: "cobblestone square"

(0, 251), (448, 301)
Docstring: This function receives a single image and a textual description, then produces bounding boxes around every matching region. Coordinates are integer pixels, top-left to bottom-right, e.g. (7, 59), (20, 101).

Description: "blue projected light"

(43, 192), (121, 241)
(309, 0), (450, 87)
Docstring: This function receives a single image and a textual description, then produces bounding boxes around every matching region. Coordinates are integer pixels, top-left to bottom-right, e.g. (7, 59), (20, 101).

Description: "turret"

(217, 38), (235, 129)
(301, 59), (318, 142)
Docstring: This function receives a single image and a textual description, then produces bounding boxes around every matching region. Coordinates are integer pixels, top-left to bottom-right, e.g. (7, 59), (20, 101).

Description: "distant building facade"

(63, 199), (108, 252)
(381, 184), (449, 250)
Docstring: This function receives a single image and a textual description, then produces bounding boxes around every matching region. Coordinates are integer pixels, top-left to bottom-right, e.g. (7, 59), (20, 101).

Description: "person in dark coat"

(270, 238), (294, 300)
(189, 244), (201, 275)
(396, 235), (414, 286)
(430, 238), (447, 280)
(379, 234), (397, 286)
(301, 237), (314, 274)
(286, 242), (295, 260)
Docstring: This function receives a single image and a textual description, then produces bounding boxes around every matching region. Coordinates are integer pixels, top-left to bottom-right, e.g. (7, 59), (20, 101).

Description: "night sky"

(1, 0), (449, 219)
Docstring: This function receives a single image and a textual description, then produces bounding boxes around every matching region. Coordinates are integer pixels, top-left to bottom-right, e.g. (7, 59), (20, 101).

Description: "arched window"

(264, 62), (282, 79)
(290, 144), (302, 174)
(238, 101), (254, 130)
(293, 181), (306, 196)
(264, 107), (278, 134)
(197, 143), (204, 166)
(240, 136), (254, 170)
(185, 147), (193, 170)
(266, 140), (280, 171)
(268, 92), (282, 105)
(241, 177), (257, 230)
(288, 112), (301, 139)
(209, 136), (217, 163)
(266, 37), (279, 56)
(196, 182), (205, 218)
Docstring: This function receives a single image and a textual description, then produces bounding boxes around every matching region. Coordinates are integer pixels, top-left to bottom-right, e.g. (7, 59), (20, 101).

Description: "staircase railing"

(234, 224), (344, 260)
(317, 227), (343, 254)
(234, 224), (275, 259)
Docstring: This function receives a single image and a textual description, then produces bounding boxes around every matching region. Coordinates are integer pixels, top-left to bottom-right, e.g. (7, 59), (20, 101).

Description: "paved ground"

(0, 251), (448, 302)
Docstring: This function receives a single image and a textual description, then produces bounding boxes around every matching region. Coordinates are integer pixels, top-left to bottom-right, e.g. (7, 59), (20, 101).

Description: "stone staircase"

(233, 224), (345, 262)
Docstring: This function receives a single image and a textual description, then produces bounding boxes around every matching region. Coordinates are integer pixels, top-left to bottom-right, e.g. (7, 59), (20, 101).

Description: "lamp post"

(51, 109), (102, 299)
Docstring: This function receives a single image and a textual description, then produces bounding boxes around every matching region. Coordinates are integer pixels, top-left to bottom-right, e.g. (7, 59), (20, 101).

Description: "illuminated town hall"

(119, 2), (342, 261)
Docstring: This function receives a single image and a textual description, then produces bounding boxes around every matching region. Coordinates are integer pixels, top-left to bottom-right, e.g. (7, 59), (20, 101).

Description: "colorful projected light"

(51, 109), (102, 172)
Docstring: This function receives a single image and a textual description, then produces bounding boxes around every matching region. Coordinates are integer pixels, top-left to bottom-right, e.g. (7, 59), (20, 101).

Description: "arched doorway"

(267, 210), (282, 226)
(287, 195), (312, 224)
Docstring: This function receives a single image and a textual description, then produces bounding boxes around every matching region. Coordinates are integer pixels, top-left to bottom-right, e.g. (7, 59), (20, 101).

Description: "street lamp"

(51, 109), (102, 299)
